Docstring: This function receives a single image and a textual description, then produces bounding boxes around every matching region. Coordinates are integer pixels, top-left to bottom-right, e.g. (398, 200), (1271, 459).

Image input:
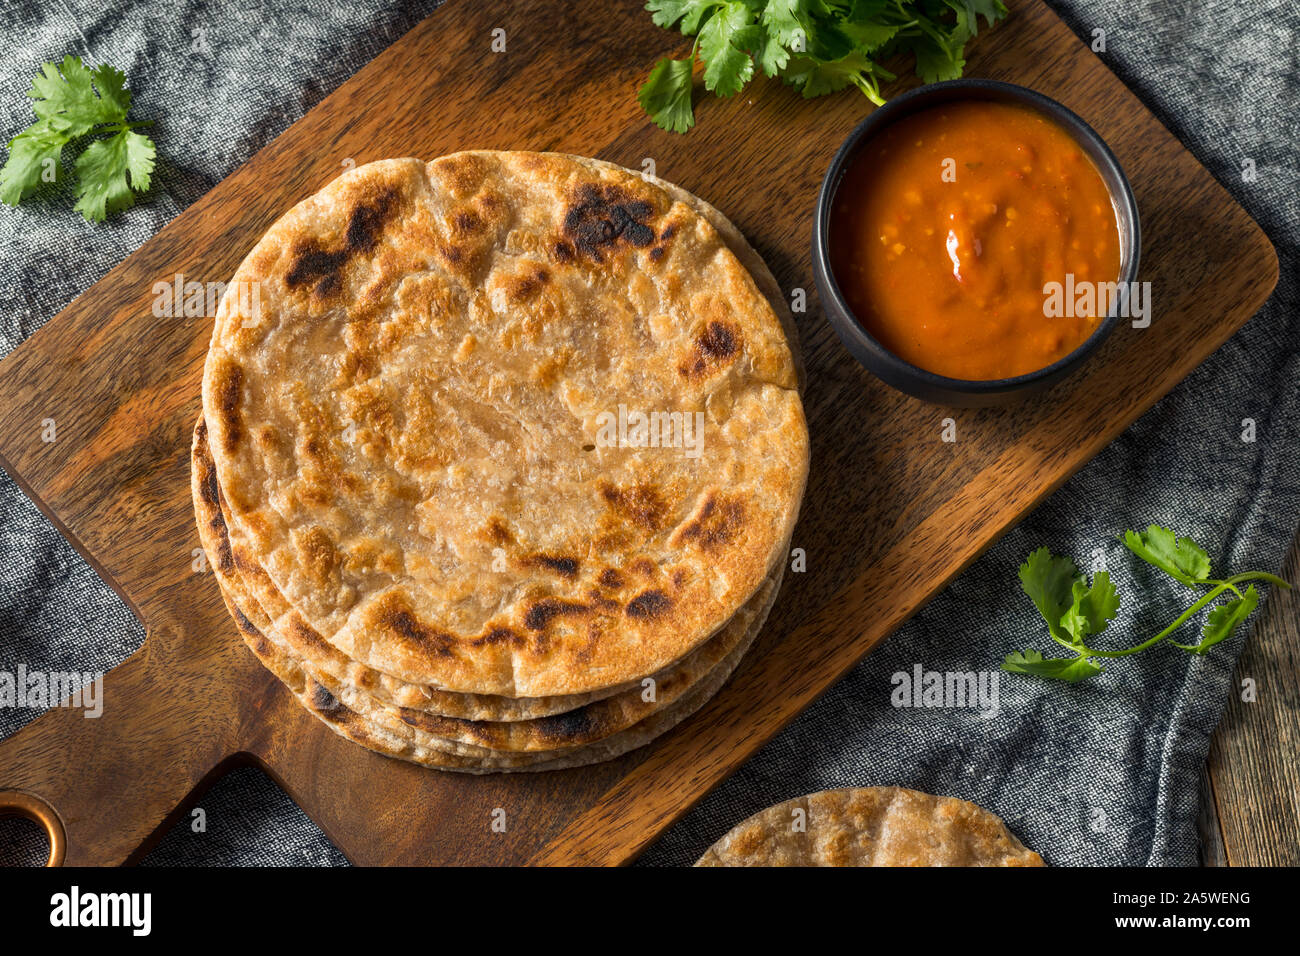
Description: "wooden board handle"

(0, 615), (254, 865)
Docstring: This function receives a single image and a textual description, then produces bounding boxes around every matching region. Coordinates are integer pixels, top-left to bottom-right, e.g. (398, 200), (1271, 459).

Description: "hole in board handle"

(0, 790), (65, 866)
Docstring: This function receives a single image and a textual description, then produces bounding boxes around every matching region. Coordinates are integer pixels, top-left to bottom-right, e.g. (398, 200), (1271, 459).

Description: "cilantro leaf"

(910, 8), (976, 86)
(72, 128), (154, 222)
(751, 28), (791, 76)
(1059, 571), (1119, 644)
(647, 0), (723, 34)
(951, 0), (1009, 32)
(698, 2), (760, 96)
(1003, 649), (1102, 683)
(782, 50), (891, 104)
(638, 57), (697, 133)
(639, 0), (1009, 131)
(0, 120), (67, 204)
(912, 35), (968, 85)
(1017, 546), (1080, 645)
(28, 56), (129, 136)
(1122, 525), (1212, 586)
(802, 16), (856, 62)
(88, 63), (133, 118)
(1172, 586), (1259, 655)
(2, 55), (156, 220)
(848, 0), (890, 17)
(760, 0), (808, 46)
(1005, 526), (1281, 686)
(839, 21), (901, 53)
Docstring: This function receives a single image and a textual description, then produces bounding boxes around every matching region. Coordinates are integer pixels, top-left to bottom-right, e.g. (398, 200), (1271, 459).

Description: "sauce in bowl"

(829, 99), (1121, 381)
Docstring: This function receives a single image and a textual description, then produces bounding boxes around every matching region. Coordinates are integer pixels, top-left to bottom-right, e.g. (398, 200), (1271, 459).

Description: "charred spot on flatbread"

(524, 553), (580, 578)
(535, 705), (596, 740)
(373, 596), (458, 658)
(285, 614), (334, 657)
(561, 182), (657, 263)
(680, 319), (741, 379)
(452, 209), (484, 236)
(600, 481), (668, 532)
(211, 359), (244, 453)
(626, 589), (672, 620)
(469, 627), (524, 649)
(192, 428), (235, 574)
(230, 603), (258, 637)
(505, 263), (551, 302)
(524, 597), (591, 631)
(483, 517), (514, 546)
(285, 185), (402, 297)
(309, 681), (343, 715)
(675, 494), (745, 553)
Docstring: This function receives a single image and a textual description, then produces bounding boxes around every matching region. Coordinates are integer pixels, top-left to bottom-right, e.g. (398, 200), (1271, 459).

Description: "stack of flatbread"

(192, 152), (809, 772)
(697, 787), (1045, 866)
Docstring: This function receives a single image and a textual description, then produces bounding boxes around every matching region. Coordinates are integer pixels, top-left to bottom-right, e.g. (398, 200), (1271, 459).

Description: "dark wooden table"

(1200, 527), (1300, 866)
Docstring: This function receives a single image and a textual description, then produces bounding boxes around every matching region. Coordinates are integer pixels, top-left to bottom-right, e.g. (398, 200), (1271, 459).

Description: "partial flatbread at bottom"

(696, 787), (1045, 866)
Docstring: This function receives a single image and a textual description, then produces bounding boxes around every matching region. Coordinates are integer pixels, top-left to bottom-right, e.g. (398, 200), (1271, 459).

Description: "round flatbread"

(696, 787), (1045, 866)
(202, 151), (809, 697)
(204, 156), (801, 723)
(203, 157), (801, 723)
(194, 416), (780, 739)
(290, 570), (778, 754)
(194, 415), (783, 761)
(206, 525), (775, 773)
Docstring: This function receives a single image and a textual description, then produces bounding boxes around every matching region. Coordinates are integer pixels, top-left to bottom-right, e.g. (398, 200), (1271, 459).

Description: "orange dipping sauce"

(830, 100), (1121, 380)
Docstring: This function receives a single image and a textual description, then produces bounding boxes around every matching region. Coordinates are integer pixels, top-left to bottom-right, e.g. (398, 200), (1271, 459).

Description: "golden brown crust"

(202, 152), (808, 697)
(696, 787), (1046, 867)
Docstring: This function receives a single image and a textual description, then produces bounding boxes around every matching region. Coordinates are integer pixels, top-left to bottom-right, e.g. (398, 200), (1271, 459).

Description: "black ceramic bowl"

(811, 79), (1140, 407)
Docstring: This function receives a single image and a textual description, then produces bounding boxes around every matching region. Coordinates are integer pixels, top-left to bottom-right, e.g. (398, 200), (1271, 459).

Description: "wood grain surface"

(1201, 528), (1300, 866)
(0, 0), (1279, 865)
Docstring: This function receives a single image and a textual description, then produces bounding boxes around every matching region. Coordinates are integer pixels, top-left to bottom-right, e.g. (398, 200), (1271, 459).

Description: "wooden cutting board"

(0, 0), (1277, 866)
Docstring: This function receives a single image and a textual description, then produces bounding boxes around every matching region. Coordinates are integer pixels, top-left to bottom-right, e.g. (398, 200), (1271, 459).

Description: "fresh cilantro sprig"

(1, 55), (156, 222)
(1003, 525), (1289, 683)
(638, 0), (1009, 133)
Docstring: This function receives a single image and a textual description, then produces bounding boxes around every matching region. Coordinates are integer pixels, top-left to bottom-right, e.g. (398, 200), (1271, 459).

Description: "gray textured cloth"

(0, 0), (1295, 867)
